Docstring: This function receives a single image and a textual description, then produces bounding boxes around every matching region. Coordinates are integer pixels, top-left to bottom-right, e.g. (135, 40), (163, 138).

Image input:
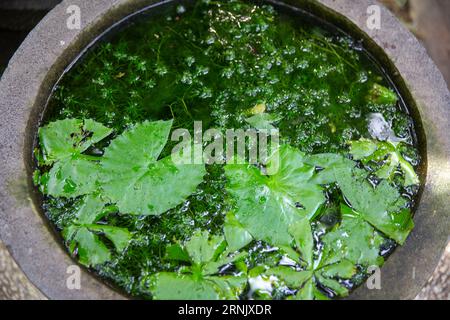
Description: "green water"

(39, 0), (420, 299)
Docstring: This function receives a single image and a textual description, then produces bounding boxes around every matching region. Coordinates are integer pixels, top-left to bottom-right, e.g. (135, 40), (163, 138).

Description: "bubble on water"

(176, 5), (186, 15)
(367, 113), (405, 142)
(248, 275), (277, 298)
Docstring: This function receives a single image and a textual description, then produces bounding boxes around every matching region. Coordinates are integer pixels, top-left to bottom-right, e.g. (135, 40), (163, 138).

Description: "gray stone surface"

(0, 0), (449, 299)
(410, 0), (450, 89)
(416, 243), (450, 300)
(0, 242), (44, 300)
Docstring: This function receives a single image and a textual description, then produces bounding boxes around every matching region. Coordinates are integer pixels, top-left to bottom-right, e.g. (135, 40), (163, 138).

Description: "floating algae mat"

(33, 0), (422, 299)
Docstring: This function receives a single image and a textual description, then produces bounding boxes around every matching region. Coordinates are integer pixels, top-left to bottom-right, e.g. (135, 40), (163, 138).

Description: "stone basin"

(0, 0), (449, 300)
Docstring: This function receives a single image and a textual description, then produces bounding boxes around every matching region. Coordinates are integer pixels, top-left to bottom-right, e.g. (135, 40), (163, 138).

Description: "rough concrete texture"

(410, 0), (450, 90)
(0, 242), (44, 300)
(0, 0), (449, 299)
(416, 243), (450, 300)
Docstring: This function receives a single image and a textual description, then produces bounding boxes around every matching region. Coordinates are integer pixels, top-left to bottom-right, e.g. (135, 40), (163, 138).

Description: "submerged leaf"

(39, 118), (112, 165)
(150, 230), (248, 300)
(37, 119), (112, 198)
(261, 218), (355, 300)
(223, 212), (253, 252)
(165, 244), (191, 262)
(367, 83), (398, 105)
(245, 113), (282, 130)
(65, 226), (111, 266)
(335, 169), (413, 244)
(305, 153), (354, 185)
(306, 154), (414, 244)
(62, 195), (131, 266)
(322, 205), (385, 267)
(294, 278), (316, 300)
(184, 230), (225, 265)
(150, 272), (219, 300)
(225, 145), (325, 246)
(288, 218), (314, 266)
(321, 259), (356, 279)
(349, 138), (419, 186)
(86, 224), (132, 252)
(74, 193), (107, 224)
(45, 155), (100, 198)
(348, 139), (378, 159)
(150, 272), (247, 300)
(100, 120), (206, 215)
(267, 267), (313, 288)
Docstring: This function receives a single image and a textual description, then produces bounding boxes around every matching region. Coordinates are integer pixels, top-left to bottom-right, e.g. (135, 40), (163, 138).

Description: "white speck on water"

(367, 113), (405, 142)
(248, 275), (277, 298)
